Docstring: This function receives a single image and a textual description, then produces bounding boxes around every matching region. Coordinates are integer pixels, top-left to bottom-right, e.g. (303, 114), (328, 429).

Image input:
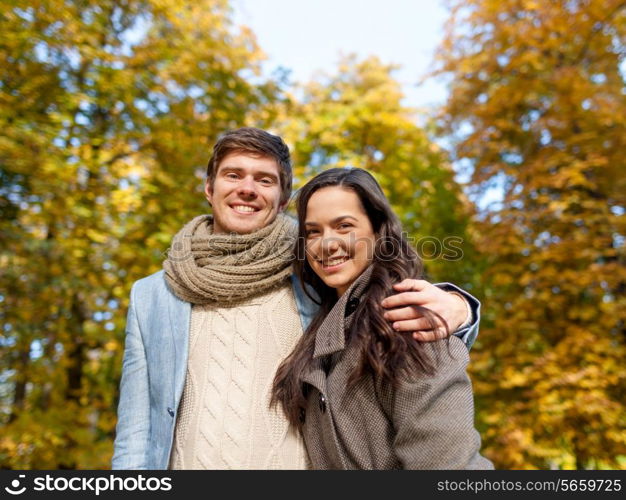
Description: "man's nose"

(237, 176), (258, 198)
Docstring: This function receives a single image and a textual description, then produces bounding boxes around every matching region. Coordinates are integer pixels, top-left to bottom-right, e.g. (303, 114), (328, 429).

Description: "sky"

(232, 0), (450, 110)
(230, 0), (504, 206)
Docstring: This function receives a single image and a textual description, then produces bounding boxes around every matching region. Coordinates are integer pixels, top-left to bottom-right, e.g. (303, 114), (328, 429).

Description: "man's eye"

(225, 173), (239, 179)
(259, 178), (274, 185)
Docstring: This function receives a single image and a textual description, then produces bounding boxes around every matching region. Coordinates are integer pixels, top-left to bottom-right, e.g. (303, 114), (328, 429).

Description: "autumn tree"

(278, 55), (478, 285)
(436, 0), (626, 468)
(0, 0), (281, 468)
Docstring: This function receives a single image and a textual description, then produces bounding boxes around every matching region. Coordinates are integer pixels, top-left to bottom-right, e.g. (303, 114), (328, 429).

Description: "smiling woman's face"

(304, 186), (376, 297)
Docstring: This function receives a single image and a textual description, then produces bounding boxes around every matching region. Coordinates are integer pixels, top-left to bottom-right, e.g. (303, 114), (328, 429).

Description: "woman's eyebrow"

(304, 215), (358, 226)
(330, 215), (358, 224)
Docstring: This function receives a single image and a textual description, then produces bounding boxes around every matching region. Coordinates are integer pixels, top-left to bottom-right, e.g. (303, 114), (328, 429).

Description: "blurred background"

(1, 0), (624, 469)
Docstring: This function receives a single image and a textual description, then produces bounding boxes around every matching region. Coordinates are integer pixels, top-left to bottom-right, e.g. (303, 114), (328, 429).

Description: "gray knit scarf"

(163, 213), (297, 304)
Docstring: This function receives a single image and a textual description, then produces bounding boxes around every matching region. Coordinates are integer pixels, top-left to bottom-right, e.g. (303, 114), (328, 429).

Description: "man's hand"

(380, 279), (469, 342)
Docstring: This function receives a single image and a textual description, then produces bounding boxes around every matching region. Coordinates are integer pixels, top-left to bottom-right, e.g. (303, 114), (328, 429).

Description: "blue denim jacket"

(111, 271), (480, 469)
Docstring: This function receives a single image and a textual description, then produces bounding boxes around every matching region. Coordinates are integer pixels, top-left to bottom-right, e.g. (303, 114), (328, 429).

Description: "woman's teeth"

(325, 257), (348, 266)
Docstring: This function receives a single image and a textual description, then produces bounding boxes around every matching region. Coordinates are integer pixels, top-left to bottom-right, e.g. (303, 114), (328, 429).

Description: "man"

(112, 127), (480, 470)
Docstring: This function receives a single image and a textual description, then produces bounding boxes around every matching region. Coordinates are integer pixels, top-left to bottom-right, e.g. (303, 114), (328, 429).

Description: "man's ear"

(204, 180), (213, 207)
(277, 200), (288, 213)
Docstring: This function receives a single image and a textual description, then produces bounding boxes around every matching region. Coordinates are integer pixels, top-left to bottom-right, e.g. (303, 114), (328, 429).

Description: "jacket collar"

(312, 265), (374, 359)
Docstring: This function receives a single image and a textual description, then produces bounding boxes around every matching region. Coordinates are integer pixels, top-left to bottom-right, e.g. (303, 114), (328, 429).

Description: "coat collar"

(166, 278), (192, 405)
(312, 265), (374, 359)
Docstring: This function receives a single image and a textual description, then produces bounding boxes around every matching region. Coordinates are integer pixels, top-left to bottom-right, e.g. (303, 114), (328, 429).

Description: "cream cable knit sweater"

(169, 283), (308, 469)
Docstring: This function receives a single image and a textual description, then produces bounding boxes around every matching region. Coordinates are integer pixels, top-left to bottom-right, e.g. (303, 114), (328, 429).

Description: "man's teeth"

(233, 205), (256, 213)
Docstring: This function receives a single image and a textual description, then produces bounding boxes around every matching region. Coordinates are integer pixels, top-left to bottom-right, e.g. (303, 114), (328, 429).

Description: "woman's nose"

(322, 235), (341, 253)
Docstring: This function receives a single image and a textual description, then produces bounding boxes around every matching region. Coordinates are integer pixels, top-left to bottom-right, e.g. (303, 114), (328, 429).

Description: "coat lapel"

(312, 265), (374, 359)
(165, 283), (191, 407)
(301, 357), (327, 395)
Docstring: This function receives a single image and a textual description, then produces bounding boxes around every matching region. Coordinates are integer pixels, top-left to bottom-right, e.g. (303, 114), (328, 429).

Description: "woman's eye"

(305, 229), (319, 237)
(338, 223), (353, 230)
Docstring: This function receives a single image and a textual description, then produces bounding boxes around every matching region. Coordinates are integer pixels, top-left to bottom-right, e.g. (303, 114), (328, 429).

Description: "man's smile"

(231, 204), (260, 214)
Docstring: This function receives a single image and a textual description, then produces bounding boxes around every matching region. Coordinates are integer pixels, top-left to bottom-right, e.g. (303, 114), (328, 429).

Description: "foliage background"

(1, 0), (624, 469)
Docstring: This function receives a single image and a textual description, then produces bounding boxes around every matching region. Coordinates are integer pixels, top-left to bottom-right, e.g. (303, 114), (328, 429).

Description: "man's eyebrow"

(219, 166), (279, 180)
(304, 215), (358, 226)
(257, 171), (279, 181)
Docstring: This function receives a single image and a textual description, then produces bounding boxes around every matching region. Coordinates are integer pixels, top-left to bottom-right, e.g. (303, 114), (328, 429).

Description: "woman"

(271, 167), (492, 469)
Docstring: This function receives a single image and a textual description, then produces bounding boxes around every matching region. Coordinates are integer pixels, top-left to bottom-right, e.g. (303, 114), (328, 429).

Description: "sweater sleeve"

(433, 282), (481, 350)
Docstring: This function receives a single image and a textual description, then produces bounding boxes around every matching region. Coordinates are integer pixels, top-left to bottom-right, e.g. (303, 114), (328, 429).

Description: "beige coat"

(300, 266), (493, 469)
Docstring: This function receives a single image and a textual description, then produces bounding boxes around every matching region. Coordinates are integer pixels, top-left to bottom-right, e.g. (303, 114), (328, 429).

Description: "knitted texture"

(169, 284), (308, 470)
(163, 213), (297, 304)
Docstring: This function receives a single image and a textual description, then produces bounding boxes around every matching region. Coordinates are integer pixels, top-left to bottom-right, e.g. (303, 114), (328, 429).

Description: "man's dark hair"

(206, 127), (293, 205)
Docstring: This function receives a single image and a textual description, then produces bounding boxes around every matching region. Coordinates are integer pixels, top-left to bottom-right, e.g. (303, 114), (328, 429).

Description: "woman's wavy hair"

(271, 167), (447, 429)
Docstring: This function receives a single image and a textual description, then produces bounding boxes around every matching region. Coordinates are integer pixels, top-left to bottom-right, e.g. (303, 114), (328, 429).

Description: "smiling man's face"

(205, 152), (286, 235)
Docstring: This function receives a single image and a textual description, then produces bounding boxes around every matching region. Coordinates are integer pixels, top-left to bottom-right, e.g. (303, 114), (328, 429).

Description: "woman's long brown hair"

(271, 167), (447, 429)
